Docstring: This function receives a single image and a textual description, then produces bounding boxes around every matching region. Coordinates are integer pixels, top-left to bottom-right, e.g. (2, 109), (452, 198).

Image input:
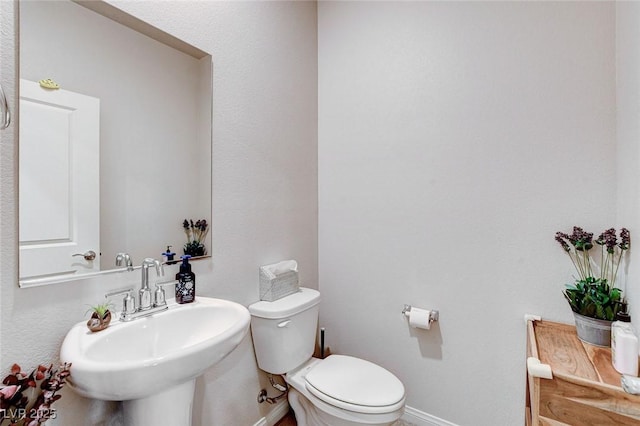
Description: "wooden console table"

(526, 319), (640, 425)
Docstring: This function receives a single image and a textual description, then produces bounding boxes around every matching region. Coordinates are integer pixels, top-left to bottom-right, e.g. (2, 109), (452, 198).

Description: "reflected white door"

(19, 79), (100, 280)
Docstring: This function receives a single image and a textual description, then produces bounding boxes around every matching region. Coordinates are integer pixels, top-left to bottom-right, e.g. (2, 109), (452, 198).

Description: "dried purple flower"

(620, 228), (631, 251)
(555, 232), (571, 252)
(602, 228), (617, 254)
(181, 219), (209, 257)
(556, 226), (631, 291)
(569, 226), (593, 251)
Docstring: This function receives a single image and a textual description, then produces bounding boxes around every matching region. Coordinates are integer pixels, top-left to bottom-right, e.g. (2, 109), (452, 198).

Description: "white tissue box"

(259, 260), (299, 301)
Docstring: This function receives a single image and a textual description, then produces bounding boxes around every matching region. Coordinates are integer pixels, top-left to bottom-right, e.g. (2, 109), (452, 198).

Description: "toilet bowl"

(249, 288), (406, 426)
(287, 357), (405, 426)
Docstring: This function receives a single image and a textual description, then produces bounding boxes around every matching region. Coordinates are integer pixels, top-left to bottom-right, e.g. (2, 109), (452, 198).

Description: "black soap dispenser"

(175, 255), (195, 304)
(162, 245), (177, 265)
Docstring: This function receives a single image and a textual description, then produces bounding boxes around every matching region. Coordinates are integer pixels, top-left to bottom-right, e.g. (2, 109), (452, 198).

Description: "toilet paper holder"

(402, 304), (439, 323)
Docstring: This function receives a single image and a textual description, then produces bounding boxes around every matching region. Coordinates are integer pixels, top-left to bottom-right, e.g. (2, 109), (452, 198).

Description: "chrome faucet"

(103, 258), (172, 322)
(105, 258), (175, 322)
(115, 252), (134, 271)
(140, 258), (163, 310)
(106, 282), (174, 322)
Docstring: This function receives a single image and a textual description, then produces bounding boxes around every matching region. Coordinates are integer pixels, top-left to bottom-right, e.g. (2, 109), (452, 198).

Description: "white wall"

(616, 2), (640, 332)
(0, 1), (317, 425)
(1, 1), (630, 425)
(318, 2), (615, 425)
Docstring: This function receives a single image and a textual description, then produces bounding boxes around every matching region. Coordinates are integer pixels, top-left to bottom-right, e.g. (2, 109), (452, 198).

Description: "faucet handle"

(143, 257), (164, 276)
(154, 280), (177, 307)
(105, 288), (136, 319)
(115, 253), (134, 271)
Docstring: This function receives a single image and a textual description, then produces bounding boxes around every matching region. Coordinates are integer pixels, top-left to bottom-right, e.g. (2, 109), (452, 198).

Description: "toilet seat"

(304, 355), (405, 415)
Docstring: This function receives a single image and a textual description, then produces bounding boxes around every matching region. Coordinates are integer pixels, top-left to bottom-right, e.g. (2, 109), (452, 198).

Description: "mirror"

(18, 0), (212, 286)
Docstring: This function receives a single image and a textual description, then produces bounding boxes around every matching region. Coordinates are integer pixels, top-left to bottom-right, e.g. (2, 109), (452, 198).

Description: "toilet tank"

(249, 287), (320, 375)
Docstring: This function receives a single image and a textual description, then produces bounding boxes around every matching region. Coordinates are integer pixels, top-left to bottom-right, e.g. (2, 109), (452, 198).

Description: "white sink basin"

(60, 297), (250, 402)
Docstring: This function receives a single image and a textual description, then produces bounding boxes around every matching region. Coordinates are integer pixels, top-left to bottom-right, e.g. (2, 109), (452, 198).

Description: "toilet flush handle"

(277, 320), (291, 328)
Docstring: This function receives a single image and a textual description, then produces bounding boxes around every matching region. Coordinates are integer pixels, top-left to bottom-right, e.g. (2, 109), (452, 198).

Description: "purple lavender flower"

(620, 228), (631, 251)
(602, 228), (617, 254)
(182, 218), (209, 256)
(569, 226), (593, 251)
(557, 226), (632, 291)
(555, 232), (571, 252)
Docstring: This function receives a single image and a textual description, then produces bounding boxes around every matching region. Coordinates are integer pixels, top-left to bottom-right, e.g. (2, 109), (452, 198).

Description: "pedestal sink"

(60, 297), (250, 426)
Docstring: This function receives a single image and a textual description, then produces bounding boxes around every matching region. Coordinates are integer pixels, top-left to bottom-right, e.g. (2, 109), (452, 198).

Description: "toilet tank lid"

(249, 287), (320, 319)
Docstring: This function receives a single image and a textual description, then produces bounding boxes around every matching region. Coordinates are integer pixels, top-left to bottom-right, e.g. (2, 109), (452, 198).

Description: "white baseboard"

(252, 399), (290, 426)
(402, 405), (460, 426)
(253, 417), (268, 426)
(253, 402), (457, 426)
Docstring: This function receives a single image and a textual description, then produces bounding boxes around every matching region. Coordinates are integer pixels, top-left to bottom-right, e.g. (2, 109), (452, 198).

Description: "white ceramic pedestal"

(122, 379), (195, 426)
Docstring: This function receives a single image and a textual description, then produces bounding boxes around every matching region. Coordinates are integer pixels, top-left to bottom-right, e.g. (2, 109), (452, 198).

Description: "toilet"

(249, 288), (406, 426)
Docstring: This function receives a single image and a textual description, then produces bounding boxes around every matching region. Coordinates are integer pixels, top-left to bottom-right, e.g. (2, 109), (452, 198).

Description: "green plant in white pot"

(555, 227), (630, 346)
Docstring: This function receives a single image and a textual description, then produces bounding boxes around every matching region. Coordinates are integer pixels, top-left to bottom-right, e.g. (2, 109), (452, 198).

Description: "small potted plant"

(182, 219), (209, 257)
(85, 302), (113, 333)
(555, 226), (630, 346)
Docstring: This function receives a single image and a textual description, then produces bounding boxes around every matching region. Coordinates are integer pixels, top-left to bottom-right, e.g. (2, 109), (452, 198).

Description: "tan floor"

(274, 411), (296, 426)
